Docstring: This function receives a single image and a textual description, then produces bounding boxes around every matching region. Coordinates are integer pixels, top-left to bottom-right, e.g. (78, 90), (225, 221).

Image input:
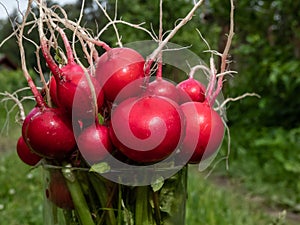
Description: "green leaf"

(54, 47), (65, 65)
(283, 161), (300, 173)
(151, 176), (164, 192)
(89, 162), (110, 174)
(97, 113), (104, 125)
(159, 187), (175, 215)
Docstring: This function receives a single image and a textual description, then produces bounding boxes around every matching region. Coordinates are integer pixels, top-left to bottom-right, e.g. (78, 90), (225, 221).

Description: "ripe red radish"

(58, 63), (104, 119)
(177, 77), (206, 103)
(39, 24), (104, 119)
(46, 170), (74, 209)
(109, 96), (184, 163)
(22, 106), (40, 138)
(16, 136), (42, 166)
(95, 47), (145, 102)
(144, 54), (180, 102)
(49, 76), (58, 106)
(22, 107), (76, 160)
(180, 102), (224, 164)
(145, 77), (181, 103)
(77, 123), (112, 164)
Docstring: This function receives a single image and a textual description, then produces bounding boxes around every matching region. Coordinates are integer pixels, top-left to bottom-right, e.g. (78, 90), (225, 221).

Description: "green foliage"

(192, 0), (300, 128)
(0, 70), (36, 136)
(0, 70), (27, 92)
(221, 0), (300, 128)
(187, 166), (278, 225)
(216, 125), (300, 212)
(226, 38), (300, 127)
(0, 150), (44, 225)
(0, 18), (20, 67)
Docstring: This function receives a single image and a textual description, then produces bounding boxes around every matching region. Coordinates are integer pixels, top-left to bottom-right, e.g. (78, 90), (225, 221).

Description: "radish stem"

(17, 0), (46, 109)
(62, 165), (96, 225)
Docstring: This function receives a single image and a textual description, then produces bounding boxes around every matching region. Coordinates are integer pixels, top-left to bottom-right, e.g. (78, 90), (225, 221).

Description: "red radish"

(180, 102), (224, 164)
(145, 77), (181, 103)
(22, 107), (76, 160)
(144, 53), (180, 102)
(49, 76), (58, 106)
(95, 47), (145, 102)
(58, 63), (104, 119)
(16, 136), (42, 166)
(109, 96), (184, 163)
(177, 78), (206, 103)
(46, 170), (74, 209)
(77, 124), (112, 164)
(39, 24), (104, 119)
(22, 106), (40, 139)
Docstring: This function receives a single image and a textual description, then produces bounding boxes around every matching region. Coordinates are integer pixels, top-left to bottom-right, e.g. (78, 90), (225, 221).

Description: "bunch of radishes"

(17, 32), (224, 169)
(16, 12), (225, 172)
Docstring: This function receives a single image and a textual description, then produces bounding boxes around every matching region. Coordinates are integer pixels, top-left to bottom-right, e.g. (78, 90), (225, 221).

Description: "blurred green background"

(0, 0), (299, 224)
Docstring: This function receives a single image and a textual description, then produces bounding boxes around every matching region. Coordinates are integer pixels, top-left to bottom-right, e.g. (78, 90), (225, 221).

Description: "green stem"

(82, 172), (101, 219)
(52, 204), (58, 224)
(62, 166), (95, 225)
(135, 186), (154, 225)
(89, 173), (117, 225)
(117, 184), (122, 225)
(153, 191), (162, 225)
(63, 210), (74, 225)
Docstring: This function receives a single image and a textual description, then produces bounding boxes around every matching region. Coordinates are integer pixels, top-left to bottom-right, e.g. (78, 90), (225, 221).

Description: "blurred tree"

(202, 0), (300, 128)
(0, 0), (58, 70)
(0, 12), (19, 68)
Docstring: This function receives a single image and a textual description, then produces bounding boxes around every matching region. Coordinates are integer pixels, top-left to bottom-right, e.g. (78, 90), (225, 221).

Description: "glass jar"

(43, 164), (188, 225)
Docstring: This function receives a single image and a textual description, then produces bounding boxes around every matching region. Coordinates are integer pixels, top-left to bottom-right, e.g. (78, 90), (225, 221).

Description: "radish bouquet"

(9, 0), (239, 224)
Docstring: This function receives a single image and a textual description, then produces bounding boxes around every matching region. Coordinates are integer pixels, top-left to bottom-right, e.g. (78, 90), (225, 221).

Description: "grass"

(186, 166), (281, 225)
(212, 125), (300, 213)
(0, 140), (284, 225)
(0, 145), (44, 225)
